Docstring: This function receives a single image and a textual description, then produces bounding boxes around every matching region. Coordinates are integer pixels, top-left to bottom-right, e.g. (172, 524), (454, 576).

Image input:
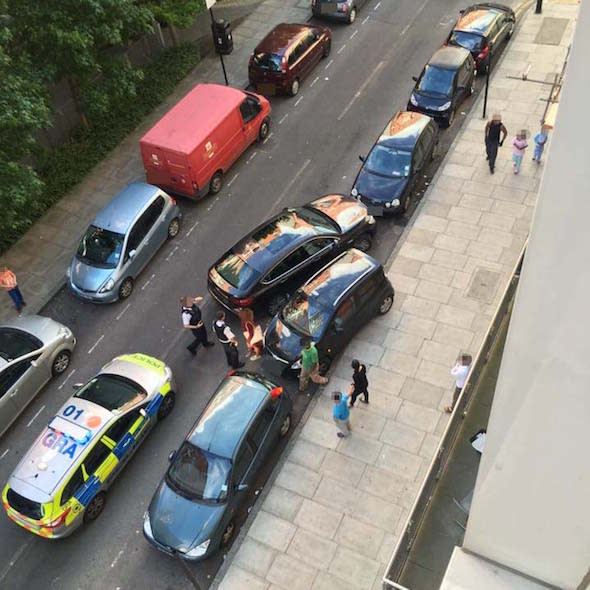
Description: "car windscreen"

(74, 374), (147, 412)
(215, 253), (261, 289)
(252, 52), (282, 72)
(166, 442), (231, 503)
(417, 65), (455, 97)
(449, 31), (485, 52)
(76, 225), (125, 269)
(281, 290), (331, 338)
(365, 145), (412, 178)
(0, 329), (41, 361)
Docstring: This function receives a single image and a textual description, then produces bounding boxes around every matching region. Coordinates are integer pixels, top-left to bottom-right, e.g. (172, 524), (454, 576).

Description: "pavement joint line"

(58, 368), (76, 390)
(87, 334), (104, 355)
(279, 113), (289, 124)
(270, 158), (311, 212)
(338, 60), (385, 121)
(310, 75), (320, 88)
(362, 15), (370, 24)
(0, 449), (9, 460)
(294, 96), (303, 107)
(350, 29), (358, 40)
(337, 44), (346, 54)
(186, 220), (199, 237)
(324, 58), (334, 70)
(26, 405), (45, 428)
(116, 302), (132, 320)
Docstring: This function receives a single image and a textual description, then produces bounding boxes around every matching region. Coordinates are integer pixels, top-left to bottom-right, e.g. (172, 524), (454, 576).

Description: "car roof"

(101, 353), (166, 393)
(377, 111), (432, 150)
(188, 374), (271, 458)
(428, 46), (471, 69)
(0, 315), (63, 345)
(455, 7), (500, 35)
(92, 182), (160, 234)
(255, 23), (312, 55)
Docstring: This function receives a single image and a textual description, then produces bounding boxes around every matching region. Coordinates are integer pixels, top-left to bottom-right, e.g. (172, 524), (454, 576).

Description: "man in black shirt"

(350, 359), (369, 407)
(485, 113), (508, 174)
(181, 296), (214, 355)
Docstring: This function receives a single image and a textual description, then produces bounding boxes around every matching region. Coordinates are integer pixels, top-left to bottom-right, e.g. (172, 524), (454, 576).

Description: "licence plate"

(257, 83), (276, 95)
(367, 204), (383, 217)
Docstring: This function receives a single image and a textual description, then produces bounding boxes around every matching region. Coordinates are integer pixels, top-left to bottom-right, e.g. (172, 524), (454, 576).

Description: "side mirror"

(168, 450), (176, 462)
(128, 249), (136, 259)
(140, 408), (148, 418)
(412, 75), (418, 82)
(235, 483), (248, 492)
(72, 382), (84, 389)
(358, 155), (365, 163)
(31, 360), (39, 368)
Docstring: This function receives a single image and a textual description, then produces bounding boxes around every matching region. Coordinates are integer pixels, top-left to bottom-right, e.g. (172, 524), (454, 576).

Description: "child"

(532, 125), (549, 163)
(511, 131), (528, 174)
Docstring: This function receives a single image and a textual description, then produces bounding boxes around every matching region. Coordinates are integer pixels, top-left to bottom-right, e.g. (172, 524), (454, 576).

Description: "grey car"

(68, 182), (181, 303)
(0, 315), (76, 437)
(311, 0), (368, 24)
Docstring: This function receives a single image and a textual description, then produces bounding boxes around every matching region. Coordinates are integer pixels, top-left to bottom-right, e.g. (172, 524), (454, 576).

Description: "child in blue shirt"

(533, 125), (550, 163)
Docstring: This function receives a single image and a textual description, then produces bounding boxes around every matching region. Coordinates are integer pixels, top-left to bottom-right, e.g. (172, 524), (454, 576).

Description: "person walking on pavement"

(181, 296), (214, 356)
(512, 130), (528, 174)
(298, 338), (328, 393)
(532, 125), (550, 163)
(213, 311), (244, 369)
(349, 359), (369, 407)
(332, 387), (352, 438)
(445, 353), (473, 413)
(0, 267), (26, 315)
(484, 113), (507, 174)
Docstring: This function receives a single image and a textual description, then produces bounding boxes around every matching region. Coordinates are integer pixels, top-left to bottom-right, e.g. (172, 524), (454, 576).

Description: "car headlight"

(437, 101), (452, 111)
(291, 359), (302, 370)
(66, 266), (71, 278)
(143, 512), (153, 538)
(351, 187), (359, 197)
(385, 202), (391, 208)
(366, 215), (375, 225)
(185, 539), (210, 558)
(410, 94), (418, 106)
(58, 326), (72, 339)
(99, 278), (115, 293)
(391, 199), (400, 207)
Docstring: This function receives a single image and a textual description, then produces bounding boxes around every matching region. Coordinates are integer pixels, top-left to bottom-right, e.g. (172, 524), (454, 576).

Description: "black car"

(144, 371), (292, 561)
(352, 111), (439, 216)
(208, 195), (376, 316)
(447, 3), (515, 74)
(265, 249), (394, 374)
(311, 0), (368, 24)
(408, 46), (475, 127)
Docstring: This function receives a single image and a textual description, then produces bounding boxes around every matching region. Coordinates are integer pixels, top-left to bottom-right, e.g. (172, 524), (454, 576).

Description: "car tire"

(323, 39), (331, 58)
(157, 391), (176, 420)
(378, 293), (394, 315)
(83, 492), (106, 524)
(220, 520), (235, 547)
(267, 293), (289, 317)
(167, 217), (180, 239)
(431, 140), (440, 161)
(348, 7), (356, 24)
(118, 278), (134, 300)
(51, 350), (71, 377)
(279, 414), (292, 438)
(209, 171), (223, 195)
(354, 233), (372, 252)
(258, 118), (270, 143)
(290, 78), (300, 97)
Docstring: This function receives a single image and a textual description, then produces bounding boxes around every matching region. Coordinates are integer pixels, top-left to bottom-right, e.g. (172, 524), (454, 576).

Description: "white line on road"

(337, 44), (346, 54)
(338, 61), (385, 121)
(0, 541), (32, 585)
(88, 334), (104, 354)
(58, 368), (76, 390)
(248, 151), (258, 162)
(186, 219), (199, 237)
(27, 405), (45, 428)
(324, 59), (334, 70)
(362, 15), (370, 24)
(141, 274), (155, 291)
(110, 549), (125, 569)
(270, 159), (311, 212)
(374, 1), (381, 9)
(349, 29), (358, 40)
(400, 0), (430, 35)
(278, 113), (288, 124)
(294, 96), (303, 107)
(165, 245), (179, 262)
(262, 132), (273, 145)
(310, 76), (320, 88)
(227, 172), (239, 186)
(0, 449), (9, 460)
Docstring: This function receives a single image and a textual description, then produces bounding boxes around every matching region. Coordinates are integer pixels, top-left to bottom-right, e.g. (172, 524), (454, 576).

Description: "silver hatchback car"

(0, 315), (76, 437)
(68, 182), (181, 303)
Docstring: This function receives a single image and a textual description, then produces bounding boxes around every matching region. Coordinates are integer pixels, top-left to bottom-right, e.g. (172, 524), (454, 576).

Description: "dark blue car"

(143, 371), (292, 560)
(351, 111), (439, 215)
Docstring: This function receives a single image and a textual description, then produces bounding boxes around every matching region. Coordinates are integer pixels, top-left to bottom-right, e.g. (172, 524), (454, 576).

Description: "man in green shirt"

(299, 339), (328, 392)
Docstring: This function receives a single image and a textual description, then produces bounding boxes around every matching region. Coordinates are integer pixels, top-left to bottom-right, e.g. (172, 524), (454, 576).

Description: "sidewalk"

(0, 0), (307, 321)
(211, 2), (578, 589)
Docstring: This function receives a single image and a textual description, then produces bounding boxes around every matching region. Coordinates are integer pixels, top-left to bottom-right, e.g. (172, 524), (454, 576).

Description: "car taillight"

(233, 296), (255, 307)
(169, 196), (176, 206)
(477, 46), (489, 61)
(270, 386), (283, 399)
(281, 56), (287, 73)
(337, 2), (348, 11)
(48, 507), (70, 528)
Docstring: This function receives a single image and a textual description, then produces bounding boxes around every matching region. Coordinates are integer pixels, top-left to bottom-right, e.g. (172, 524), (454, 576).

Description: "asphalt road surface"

(0, 1), (520, 588)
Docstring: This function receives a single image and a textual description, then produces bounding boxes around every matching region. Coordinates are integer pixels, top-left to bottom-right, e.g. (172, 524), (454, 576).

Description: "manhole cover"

(467, 269), (501, 303)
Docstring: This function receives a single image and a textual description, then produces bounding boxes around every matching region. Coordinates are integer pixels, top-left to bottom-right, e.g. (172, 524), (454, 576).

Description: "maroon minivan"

(248, 23), (331, 97)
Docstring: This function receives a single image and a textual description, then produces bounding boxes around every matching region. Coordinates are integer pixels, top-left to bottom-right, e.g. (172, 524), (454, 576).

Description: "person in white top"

(445, 353), (472, 413)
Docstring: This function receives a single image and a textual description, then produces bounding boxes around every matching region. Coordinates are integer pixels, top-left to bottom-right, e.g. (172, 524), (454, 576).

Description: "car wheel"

(83, 492), (106, 524)
(348, 7), (356, 24)
(431, 141), (440, 161)
(209, 171), (223, 195)
(323, 39), (331, 58)
(167, 217), (180, 239)
(267, 293), (289, 317)
(354, 233), (372, 252)
(279, 414), (292, 438)
(319, 357), (332, 375)
(290, 78), (300, 97)
(118, 278), (134, 300)
(157, 391), (175, 420)
(51, 350), (71, 377)
(379, 293), (394, 315)
(258, 118), (270, 143)
(220, 521), (235, 547)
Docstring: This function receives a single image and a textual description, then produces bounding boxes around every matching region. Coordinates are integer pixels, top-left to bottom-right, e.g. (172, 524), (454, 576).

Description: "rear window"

(7, 488), (43, 520)
(449, 31), (485, 51)
(75, 374), (146, 413)
(216, 253), (260, 289)
(252, 53), (282, 72)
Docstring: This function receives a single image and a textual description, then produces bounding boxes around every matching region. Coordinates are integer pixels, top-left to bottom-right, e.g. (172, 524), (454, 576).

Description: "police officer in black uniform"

(213, 310), (244, 368)
(181, 296), (214, 355)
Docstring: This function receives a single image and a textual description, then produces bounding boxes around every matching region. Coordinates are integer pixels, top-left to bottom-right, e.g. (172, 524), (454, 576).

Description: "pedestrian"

(511, 130), (528, 174)
(484, 113), (507, 174)
(445, 353), (473, 413)
(532, 125), (550, 163)
(181, 296), (214, 356)
(237, 308), (263, 360)
(213, 311), (244, 369)
(298, 338), (328, 393)
(0, 266), (26, 315)
(332, 387), (352, 438)
(349, 359), (369, 407)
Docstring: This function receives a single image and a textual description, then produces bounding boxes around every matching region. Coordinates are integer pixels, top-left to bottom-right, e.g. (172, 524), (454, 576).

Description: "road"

(0, 0), (519, 588)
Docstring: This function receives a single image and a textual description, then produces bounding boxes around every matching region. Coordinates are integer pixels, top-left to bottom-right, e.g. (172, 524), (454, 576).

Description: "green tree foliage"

(142, 0), (206, 28)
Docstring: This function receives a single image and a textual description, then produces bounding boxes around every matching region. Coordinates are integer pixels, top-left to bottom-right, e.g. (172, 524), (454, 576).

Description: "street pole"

(482, 52), (491, 119)
(535, 0), (543, 14)
(209, 7), (229, 86)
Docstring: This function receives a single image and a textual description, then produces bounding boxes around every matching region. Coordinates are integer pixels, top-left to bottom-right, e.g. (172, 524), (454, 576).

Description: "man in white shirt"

(212, 311), (244, 369)
(445, 353), (472, 413)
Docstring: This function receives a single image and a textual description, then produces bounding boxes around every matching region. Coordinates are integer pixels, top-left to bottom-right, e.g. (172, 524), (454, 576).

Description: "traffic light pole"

(210, 7), (229, 86)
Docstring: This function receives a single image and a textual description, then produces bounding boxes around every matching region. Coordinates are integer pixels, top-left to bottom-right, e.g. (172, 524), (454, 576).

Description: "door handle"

(10, 390), (18, 397)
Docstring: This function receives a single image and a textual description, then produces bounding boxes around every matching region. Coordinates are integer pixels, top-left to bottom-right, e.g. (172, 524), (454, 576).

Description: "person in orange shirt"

(0, 267), (26, 314)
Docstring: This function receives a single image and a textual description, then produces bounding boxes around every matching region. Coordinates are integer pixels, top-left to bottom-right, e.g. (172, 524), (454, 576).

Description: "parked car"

(68, 183), (181, 303)
(265, 249), (394, 374)
(249, 23), (331, 97)
(311, 0), (368, 24)
(351, 111), (439, 215)
(208, 195), (376, 316)
(144, 370), (292, 560)
(408, 46), (475, 127)
(140, 84), (271, 197)
(0, 315), (76, 437)
(447, 3), (515, 74)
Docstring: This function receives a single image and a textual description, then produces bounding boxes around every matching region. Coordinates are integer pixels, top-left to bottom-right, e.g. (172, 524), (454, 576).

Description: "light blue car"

(68, 183), (181, 303)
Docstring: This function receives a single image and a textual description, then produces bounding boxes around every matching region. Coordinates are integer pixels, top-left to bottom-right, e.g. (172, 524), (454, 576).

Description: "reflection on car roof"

(456, 8), (499, 35)
(378, 111), (431, 151)
(429, 46), (470, 69)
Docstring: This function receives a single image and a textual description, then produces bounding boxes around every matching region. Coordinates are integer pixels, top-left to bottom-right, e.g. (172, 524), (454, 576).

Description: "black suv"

(408, 46), (475, 127)
(311, 0), (368, 25)
(447, 3), (515, 74)
(352, 111), (439, 216)
(264, 249), (394, 374)
(208, 195), (376, 316)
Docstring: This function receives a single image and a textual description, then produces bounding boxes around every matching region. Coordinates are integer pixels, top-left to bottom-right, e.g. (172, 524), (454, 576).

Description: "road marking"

(374, 1), (381, 9)
(88, 334), (104, 354)
(294, 96), (303, 106)
(401, 0), (430, 35)
(338, 61), (385, 121)
(110, 549), (125, 568)
(186, 220), (199, 237)
(141, 274), (156, 291)
(58, 368), (76, 390)
(337, 44), (346, 54)
(324, 59), (334, 70)
(248, 151), (258, 162)
(310, 76), (320, 88)
(0, 541), (32, 584)
(227, 172), (239, 187)
(262, 132), (273, 145)
(270, 159), (311, 212)
(206, 202), (214, 211)
(27, 405), (45, 428)
(279, 113), (289, 124)
(165, 246), (179, 262)
(349, 29), (358, 40)
(0, 449), (9, 460)
(362, 15), (370, 24)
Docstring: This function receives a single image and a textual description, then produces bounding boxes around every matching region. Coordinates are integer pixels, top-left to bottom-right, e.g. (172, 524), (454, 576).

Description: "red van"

(140, 84), (271, 198)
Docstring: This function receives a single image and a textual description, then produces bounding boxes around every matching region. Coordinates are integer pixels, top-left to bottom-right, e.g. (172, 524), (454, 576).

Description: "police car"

(2, 353), (175, 538)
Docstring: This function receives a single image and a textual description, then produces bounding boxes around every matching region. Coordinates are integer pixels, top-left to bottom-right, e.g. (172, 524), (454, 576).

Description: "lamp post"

(535, 0), (543, 14)
(482, 49), (492, 119)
